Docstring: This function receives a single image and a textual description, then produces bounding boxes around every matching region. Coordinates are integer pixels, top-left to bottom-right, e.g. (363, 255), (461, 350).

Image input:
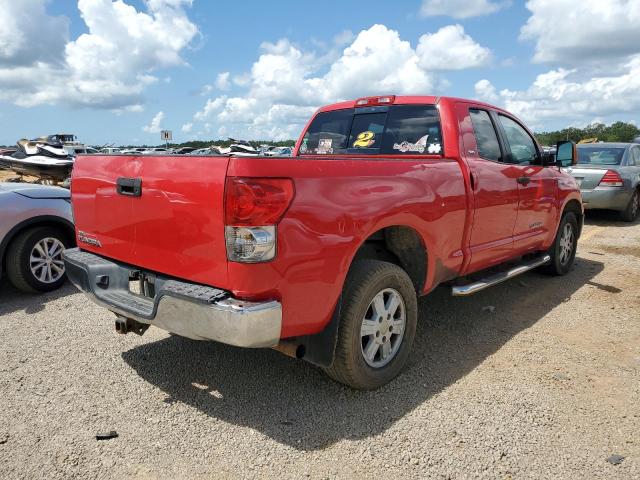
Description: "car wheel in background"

(6, 226), (71, 293)
(541, 212), (578, 276)
(620, 189), (639, 223)
(324, 260), (417, 390)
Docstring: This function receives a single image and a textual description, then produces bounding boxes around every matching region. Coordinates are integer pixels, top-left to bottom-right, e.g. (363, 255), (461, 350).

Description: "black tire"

(541, 212), (578, 276)
(619, 189), (639, 222)
(5, 226), (71, 293)
(324, 260), (417, 390)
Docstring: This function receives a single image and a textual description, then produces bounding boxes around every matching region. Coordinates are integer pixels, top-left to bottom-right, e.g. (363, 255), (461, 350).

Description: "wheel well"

(563, 199), (584, 237)
(352, 226), (426, 293)
(0, 217), (75, 273)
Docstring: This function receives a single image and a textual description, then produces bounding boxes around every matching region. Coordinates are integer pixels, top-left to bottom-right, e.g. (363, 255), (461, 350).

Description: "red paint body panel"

(70, 96), (582, 340)
(72, 154), (230, 287)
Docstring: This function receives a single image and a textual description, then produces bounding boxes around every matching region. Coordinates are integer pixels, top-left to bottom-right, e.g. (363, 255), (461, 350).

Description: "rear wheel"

(6, 226), (70, 293)
(324, 260), (417, 390)
(620, 189), (639, 222)
(541, 212), (578, 276)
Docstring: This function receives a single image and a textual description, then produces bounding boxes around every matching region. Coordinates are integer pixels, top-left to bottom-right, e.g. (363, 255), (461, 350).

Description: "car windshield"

(577, 147), (625, 165)
(299, 104), (443, 156)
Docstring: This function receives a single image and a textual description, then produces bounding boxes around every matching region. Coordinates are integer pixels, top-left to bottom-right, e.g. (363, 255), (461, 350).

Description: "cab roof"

(317, 95), (499, 113)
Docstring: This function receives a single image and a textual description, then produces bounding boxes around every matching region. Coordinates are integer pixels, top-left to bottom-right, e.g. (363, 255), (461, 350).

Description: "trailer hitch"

(115, 315), (150, 336)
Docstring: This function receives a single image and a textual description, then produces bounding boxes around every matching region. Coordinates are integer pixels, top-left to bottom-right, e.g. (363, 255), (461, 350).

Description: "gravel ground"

(1, 211), (638, 479)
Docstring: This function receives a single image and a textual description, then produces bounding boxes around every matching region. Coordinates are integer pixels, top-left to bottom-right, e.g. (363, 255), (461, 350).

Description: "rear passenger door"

(457, 103), (520, 272)
(495, 114), (558, 254)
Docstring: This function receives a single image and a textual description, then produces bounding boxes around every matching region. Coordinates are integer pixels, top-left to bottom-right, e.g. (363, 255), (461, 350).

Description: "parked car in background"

(101, 147), (121, 154)
(64, 95), (582, 389)
(64, 146), (99, 155)
(0, 183), (74, 292)
(172, 147), (196, 155)
(566, 143), (640, 221)
(188, 148), (216, 155)
(141, 148), (170, 155)
(264, 146), (293, 156)
(120, 148), (146, 154)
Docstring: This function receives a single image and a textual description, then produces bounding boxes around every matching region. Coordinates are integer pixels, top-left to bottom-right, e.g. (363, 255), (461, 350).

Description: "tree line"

(534, 121), (640, 146)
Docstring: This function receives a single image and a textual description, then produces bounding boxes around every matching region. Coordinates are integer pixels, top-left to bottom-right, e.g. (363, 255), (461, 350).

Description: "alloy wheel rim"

(360, 288), (406, 368)
(558, 223), (574, 266)
(632, 193), (639, 218)
(30, 237), (65, 284)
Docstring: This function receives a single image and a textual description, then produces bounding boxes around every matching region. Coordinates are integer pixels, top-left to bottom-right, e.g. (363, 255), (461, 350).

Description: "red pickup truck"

(63, 95), (582, 389)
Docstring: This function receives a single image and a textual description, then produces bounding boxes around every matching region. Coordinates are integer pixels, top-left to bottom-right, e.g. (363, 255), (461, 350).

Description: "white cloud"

(194, 96), (227, 121)
(181, 122), (193, 133)
(0, 0), (69, 67)
(143, 111), (165, 133)
(190, 24), (490, 139)
(420, 0), (508, 19)
(474, 79), (498, 102)
(521, 0), (640, 65)
(0, 0), (198, 110)
(215, 72), (231, 90)
(417, 25), (491, 71)
(475, 55), (640, 127)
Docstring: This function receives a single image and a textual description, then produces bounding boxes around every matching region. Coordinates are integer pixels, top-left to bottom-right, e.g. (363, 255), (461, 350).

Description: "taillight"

(224, 177), (294, 263)
(598, 170), (623, 187)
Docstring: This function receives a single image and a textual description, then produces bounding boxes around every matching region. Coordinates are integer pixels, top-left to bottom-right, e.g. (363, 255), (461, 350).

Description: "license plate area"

(128, 271), (156, 299)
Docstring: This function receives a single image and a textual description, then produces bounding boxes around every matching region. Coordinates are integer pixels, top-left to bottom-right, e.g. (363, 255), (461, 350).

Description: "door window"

(469, 109), (501, 161)
(498, 115), (538, 165)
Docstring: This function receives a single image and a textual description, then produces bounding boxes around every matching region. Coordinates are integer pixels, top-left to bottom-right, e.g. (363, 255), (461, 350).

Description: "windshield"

(577, 147), (625, 165)
(299, 104), (443, 156)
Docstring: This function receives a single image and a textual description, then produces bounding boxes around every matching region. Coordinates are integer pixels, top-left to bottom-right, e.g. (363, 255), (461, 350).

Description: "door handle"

(517, 176), (531, 186)
(116, 177), (142, 197)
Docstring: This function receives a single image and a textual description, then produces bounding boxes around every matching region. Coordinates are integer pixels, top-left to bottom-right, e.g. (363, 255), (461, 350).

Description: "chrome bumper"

(62, 248), (282, 348)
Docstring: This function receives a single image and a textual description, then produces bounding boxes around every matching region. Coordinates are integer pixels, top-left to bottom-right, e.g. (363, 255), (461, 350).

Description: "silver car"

(0, 183), (74, 292)
(566, 143), (640, 222)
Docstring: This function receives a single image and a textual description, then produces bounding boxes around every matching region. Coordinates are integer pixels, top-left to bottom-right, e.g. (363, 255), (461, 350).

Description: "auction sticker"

(318, 138), (333, 154)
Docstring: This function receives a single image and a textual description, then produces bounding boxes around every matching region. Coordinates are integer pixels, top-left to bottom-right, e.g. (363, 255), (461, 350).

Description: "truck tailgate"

(72, 154), (230, 287)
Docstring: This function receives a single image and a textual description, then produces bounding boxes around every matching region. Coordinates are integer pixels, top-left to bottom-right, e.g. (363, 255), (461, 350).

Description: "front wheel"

(541, 212), (578, 276)
(324, 260), (417, 390)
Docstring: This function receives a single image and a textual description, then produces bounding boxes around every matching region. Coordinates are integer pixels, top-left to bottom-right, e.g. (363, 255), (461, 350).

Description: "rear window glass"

(577, 147), (625, 165)
(299, 105), (443, 156)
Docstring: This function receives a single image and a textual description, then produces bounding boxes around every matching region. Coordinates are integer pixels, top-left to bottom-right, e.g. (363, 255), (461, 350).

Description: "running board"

(451, 254), (551, 297)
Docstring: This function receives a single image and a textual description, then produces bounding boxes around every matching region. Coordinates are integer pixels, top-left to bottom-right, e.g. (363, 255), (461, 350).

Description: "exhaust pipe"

(272, 341), (306, 359)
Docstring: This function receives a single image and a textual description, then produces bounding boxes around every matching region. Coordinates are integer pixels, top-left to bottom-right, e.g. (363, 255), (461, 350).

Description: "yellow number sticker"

(353, 131), (375, 148)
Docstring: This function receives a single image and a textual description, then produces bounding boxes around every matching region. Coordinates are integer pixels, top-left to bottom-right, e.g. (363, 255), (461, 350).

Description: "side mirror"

(556, 140), (577, 167)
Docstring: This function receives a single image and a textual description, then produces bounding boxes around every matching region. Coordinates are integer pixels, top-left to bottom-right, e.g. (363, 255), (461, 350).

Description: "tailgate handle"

(116, 177), (142, 197)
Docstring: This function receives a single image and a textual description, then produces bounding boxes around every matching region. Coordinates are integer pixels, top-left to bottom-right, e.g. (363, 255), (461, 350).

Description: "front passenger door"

(496, 114), (558, 254)
(458, 104), (520, 272)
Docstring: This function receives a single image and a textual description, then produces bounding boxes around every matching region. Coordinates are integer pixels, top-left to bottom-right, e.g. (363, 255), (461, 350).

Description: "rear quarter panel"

(227, 156), (467, 338)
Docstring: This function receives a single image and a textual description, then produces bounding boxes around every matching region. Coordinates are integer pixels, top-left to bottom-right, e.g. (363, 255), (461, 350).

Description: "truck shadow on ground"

(0, 279), (76, 316)
(122, 256), (605, 451)
(584, 209), (639, 228)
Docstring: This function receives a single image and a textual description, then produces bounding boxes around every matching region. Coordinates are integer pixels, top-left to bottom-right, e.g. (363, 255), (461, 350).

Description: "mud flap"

(296, 296), (342, 368)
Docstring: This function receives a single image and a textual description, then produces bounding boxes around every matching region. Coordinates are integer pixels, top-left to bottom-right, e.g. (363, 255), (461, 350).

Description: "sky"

(0, 0), (639, 146)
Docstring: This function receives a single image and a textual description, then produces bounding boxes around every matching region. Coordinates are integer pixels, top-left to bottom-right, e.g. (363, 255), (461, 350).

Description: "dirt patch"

(595, 244), (640, 258)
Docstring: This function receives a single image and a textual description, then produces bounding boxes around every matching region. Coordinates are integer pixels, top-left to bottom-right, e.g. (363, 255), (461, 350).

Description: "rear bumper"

(581, 187), (633, 211)
(62, 248), (282, 348)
